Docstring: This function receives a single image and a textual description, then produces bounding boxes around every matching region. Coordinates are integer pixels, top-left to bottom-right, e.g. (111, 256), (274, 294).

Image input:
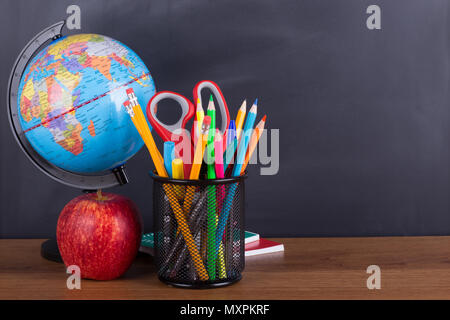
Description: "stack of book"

(139, 231), (284, 258)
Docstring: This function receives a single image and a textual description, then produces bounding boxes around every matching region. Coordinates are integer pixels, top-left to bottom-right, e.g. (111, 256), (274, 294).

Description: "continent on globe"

(88, 120), (96, 137)
(17, 33), (156, 173)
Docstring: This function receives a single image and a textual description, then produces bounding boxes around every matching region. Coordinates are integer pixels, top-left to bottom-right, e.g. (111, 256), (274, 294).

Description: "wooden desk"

(1, 237), (449, 299)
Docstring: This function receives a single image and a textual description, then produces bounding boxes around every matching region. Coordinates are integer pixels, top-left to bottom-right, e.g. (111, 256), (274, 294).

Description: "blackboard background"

(1, 0), (449, 238)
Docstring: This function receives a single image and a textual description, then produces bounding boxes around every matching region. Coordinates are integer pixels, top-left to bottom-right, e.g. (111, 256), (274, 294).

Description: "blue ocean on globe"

(17, 33), (155, 173)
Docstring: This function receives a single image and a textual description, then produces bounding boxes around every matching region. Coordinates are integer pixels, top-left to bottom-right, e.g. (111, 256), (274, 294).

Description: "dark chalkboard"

(1, 0), (449, 238)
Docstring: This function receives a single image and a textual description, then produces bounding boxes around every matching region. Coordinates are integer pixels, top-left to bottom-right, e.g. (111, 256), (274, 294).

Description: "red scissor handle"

(147, 91), (194, 175)
(192, 81), (231, 149)
(147, 91), (194, 141)
(192, 80), (230, 134)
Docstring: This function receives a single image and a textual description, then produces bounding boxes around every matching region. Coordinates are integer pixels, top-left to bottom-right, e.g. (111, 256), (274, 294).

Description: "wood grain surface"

(1, 237), (449, 300)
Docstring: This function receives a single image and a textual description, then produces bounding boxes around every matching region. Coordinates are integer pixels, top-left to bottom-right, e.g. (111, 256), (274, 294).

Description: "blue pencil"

(227, 120), (236, 147)
(232, 99), (257, 176)
(223, 120), (236, 173)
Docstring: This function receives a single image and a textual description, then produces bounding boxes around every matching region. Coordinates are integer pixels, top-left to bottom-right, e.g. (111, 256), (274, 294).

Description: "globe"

(17, 33), (155, 173)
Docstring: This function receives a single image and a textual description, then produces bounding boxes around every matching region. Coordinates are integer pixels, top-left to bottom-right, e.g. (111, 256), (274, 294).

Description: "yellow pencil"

(218, 242), (226, 279)
(172, 158), (185, 200)
(190, 116), (211, 180)
(241, 115), (266, 174)
(123, 96), (166, 176)
(124, 90), (209, 281)
(123, 101), (142, 134)
(196, 97), (204, 141)
(235, 99), (247, 141)
(183, 116), (211, 216)
(127, 89), (163, 164)
(123, 101), (158, 164)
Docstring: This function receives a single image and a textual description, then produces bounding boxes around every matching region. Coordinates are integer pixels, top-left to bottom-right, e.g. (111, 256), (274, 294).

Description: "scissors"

(191, 80), (230, 137)
(146, 80), (230, 176)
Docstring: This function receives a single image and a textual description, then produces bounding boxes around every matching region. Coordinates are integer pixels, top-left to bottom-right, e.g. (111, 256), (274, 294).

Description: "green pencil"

(206, 95), (217, 280)
(206, 95), (216, 178)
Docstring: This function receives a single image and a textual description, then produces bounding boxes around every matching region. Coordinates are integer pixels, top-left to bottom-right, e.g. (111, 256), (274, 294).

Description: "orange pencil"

(235, 99), (247, 141)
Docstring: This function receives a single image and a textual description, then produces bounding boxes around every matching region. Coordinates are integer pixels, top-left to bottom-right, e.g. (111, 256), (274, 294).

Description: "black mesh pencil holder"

(150, 172), (246, 289)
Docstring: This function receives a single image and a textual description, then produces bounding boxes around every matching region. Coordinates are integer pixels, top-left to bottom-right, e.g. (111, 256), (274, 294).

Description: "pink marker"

(215, 129), (226, 214)
(214, 130), (224, 178)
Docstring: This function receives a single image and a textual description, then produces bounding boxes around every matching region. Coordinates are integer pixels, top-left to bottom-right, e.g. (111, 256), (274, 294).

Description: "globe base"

(40, 238), (63, 263)
(41, 190), (99, 263)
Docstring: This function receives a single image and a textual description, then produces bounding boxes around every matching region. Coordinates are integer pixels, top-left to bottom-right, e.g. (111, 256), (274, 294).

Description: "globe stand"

(41, 239), (62, 263)
(7, 22), (133, 263)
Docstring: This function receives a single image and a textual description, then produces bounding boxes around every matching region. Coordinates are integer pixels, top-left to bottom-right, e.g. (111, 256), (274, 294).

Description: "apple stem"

(97, 189), (106, 201)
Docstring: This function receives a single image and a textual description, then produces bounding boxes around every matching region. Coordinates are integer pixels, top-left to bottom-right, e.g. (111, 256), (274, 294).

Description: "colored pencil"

(233, 99), (257, 176)
(126, 89), (163, 164)
(206, 95), (216, 178)
(190, 116), (211, 180)
(183, 116), (211, 217)
(235, 99), (247, 141)
(215, 130), (226, 214)
(123, 99), (165, 175)
(206, 95), (217, 279)
(224, 120), (236, 275)
(207, 182), (217, 280)
(194, 97), (204, 145)
(214, 130), (225, 179)
(214, 130), (227, 278)
(164, 191), (208, 276)
(241, 115), (266, 174)
(170, 195), (208, 277)
(223, 120), (237, 174)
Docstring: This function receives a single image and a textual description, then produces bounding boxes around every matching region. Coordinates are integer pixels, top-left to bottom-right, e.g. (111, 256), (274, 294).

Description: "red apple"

(57, 191), (142, 280)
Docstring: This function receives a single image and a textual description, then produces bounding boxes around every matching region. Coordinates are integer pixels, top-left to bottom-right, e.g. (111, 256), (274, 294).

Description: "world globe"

(17, 33), (155, 173)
